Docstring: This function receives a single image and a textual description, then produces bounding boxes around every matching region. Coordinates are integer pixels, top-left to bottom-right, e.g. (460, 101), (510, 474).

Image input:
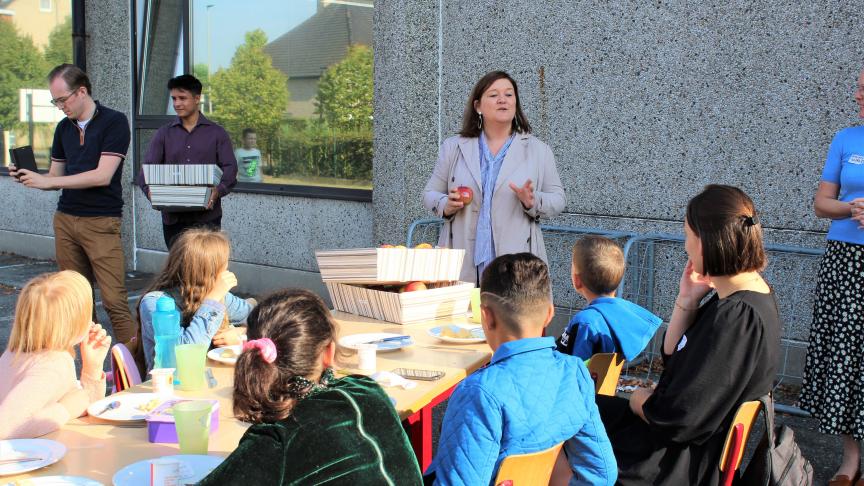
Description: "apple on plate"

(380, 244), (394, 248)
(400, 281), (427, 293)
(456, 186), (474, 205)
(414, 243), (433, 249)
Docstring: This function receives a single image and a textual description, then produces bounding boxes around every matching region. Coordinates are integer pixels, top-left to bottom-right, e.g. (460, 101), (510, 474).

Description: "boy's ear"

(481, 304), (496, 332)
(571, 272), (584, 291)
(542, 301), (555, 328)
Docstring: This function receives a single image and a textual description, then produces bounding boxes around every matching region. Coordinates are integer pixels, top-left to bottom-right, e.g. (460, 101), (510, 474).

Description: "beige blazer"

(422, 133), (566, 283)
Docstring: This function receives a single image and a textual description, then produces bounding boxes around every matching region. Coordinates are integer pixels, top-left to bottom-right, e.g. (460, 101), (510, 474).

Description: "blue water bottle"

(152, 295), (181, 370)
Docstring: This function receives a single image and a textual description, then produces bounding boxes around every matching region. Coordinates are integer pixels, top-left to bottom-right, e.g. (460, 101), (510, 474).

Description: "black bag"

(739, 394), (813, 486)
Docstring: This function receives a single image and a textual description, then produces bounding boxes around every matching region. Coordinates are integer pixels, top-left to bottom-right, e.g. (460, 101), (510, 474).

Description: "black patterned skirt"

(799, 239), (864, 438)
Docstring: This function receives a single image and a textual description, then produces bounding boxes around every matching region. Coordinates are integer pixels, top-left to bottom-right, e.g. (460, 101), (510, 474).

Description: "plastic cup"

(469, 288), (482, 323)
(150, 368), (175, 397)
(173, 401), (213, 454)
(356, 343), (377, 373)
(174, 344), (208, 391)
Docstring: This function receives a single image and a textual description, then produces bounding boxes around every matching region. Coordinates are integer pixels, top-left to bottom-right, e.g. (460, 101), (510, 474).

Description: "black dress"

(597, 291), (781, 486)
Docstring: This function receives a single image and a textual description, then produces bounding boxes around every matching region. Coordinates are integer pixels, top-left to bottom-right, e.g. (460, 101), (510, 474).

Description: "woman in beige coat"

(423, 71), (566, 283)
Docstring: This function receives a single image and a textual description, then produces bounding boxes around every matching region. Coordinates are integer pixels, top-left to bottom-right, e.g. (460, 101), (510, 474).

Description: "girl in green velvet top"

(198, 289), (423, 485)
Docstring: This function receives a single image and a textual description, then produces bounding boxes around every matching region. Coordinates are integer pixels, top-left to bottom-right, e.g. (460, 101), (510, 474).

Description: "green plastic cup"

(174, 343), (208, 391)
(173, 400), (212, 454)
(469, 288), (482, 323)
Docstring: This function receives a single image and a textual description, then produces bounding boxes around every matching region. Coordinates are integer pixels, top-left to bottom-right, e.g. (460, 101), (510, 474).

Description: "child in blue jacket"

(556, 236), (662, 362)
(427, 253), (616, 486)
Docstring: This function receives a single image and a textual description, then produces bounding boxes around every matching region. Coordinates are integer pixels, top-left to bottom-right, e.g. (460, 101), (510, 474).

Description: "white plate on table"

(3, 476), (103, 485)
(338, 333), (413, 352)
(112, 454), (223, 486)
(86, 393), (163, 422)
(0, 439), (66, 477)
(427, 325), (486, 344)
(207, 345), (242, 365)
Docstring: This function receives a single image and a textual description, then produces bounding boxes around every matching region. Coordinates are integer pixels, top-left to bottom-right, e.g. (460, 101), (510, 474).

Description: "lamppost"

(206, 3), (214, 113)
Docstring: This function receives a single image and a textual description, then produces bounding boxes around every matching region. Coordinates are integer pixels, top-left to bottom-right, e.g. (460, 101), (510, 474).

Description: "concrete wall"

(373, 0), (864, 242)
(372, 1), (864, 381)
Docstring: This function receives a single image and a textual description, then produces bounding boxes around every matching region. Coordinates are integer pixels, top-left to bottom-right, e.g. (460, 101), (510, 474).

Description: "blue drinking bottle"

(152, 295), (181, 370)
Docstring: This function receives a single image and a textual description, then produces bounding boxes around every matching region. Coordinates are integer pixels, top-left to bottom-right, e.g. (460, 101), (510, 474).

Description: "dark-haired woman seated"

(198, 289), (422, 486)
(596, 185), (780, 486)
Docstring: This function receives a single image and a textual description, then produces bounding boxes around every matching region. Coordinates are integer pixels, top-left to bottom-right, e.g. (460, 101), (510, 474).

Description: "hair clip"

(243, 338), (277, 364)
(742, 215), (760, 227)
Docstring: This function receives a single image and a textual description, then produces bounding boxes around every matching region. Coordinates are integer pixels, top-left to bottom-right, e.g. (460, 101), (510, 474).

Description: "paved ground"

(0, 252), (840, 482)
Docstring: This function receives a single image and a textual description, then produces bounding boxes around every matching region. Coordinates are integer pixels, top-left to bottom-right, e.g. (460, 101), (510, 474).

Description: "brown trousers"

(53, 212), (138, 348)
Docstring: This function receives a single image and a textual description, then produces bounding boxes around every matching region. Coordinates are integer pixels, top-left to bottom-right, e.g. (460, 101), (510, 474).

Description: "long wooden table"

(6, 312), (491, 483)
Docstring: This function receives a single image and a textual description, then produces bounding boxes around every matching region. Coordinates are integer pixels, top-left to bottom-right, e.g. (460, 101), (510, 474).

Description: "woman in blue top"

(422, 71), (566, 283)
(799, 68), (864, 485)
(137, 228), (253, 371)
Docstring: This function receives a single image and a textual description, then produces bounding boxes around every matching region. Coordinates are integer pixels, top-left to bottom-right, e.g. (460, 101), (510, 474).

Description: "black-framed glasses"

(50, 88), (80, 107)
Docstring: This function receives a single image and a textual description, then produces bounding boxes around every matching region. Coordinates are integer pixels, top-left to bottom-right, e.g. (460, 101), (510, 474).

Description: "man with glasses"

(11, 64), (138, 358)
(135, 74), (238, 248)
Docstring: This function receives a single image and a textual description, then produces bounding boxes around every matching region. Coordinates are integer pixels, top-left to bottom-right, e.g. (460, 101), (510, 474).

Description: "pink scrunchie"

(243, 338), (277, 364)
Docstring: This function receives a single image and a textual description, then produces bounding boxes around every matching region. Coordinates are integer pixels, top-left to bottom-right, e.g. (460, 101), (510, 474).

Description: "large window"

(135, 0), (373, 195)
(0, 0), (75, 170)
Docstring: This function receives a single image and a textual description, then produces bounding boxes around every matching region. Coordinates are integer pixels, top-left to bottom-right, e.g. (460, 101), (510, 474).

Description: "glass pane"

(137, 0), (186, 115)
(189, 0), (373, 189)
(0, 0), (74, 169)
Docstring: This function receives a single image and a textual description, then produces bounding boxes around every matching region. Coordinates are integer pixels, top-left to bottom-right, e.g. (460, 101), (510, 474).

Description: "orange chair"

(494, 442), (564, 486)
(110, 343), (142, 392)
(587, 353), (624, 396)
(719, 400), (762, 486)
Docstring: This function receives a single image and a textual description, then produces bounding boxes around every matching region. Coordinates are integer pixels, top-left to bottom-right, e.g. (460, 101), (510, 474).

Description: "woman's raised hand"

(443, 187), (465, 217)
(677, 260), (712, 309)
(80, 322), (111, 378)
(509, 179), (535, 209)
(206, 270), (238, 303)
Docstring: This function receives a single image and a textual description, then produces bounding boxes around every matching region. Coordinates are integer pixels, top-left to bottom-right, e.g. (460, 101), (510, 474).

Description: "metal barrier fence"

(405, 219), (824, 405)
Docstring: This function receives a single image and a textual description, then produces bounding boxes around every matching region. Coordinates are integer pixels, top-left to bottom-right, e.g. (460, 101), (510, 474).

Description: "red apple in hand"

(457, 186), (474, 205)
(400, 281), (428, 293)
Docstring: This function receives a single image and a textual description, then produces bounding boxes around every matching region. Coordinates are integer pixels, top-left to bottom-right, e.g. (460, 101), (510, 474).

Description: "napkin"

(370, 371), (417, 390)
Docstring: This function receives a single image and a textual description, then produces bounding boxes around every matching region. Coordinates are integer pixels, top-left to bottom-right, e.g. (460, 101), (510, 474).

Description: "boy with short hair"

(234, 128), (263, 183)
(428, 253), (616, 486)
(556, 236), (662, 362)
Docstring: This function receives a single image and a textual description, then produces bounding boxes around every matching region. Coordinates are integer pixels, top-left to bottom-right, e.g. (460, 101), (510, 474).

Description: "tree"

(0, 21), (49, 131)
(209, 30), (288, 146)
(315, 44), (373, 129)
(44, 16), (73, 67)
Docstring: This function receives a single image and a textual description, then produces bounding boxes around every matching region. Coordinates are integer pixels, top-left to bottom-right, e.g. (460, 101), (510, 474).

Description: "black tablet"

(9, 145), (39, 174)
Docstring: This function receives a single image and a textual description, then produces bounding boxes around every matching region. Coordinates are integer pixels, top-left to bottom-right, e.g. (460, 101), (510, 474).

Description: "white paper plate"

(0, 439), (66, 476)
(112, 454), (224, 486)
(207, 345), (242, 365)
(338, 333), (413, 352)
(86, 393), (163, 422)
(427, 325), (486, 343)
(3, 475), (103, 485)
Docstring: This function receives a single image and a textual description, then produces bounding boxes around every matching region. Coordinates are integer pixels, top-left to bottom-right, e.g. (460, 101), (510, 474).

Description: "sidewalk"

(0, 252), (842, 483)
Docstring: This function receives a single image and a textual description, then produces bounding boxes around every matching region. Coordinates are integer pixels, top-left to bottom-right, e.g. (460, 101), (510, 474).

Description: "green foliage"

(0, 21), (49, 130)
(209, 29), (288, 148)
(44, 16), (73, 67)
(268, 122), (372, 182)
(315, 44), (373, 129)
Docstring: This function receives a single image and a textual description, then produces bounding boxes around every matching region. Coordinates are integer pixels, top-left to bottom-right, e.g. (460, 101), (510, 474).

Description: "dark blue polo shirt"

(50, 101), (130, 217)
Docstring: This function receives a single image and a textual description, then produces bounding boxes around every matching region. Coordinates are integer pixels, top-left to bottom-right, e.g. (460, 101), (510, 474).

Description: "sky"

(190, 0), (318, 71)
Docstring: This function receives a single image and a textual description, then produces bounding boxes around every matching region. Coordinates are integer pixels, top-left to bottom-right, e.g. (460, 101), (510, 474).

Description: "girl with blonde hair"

(138, 228), (253, 371)
(0, 270), (111, 439)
